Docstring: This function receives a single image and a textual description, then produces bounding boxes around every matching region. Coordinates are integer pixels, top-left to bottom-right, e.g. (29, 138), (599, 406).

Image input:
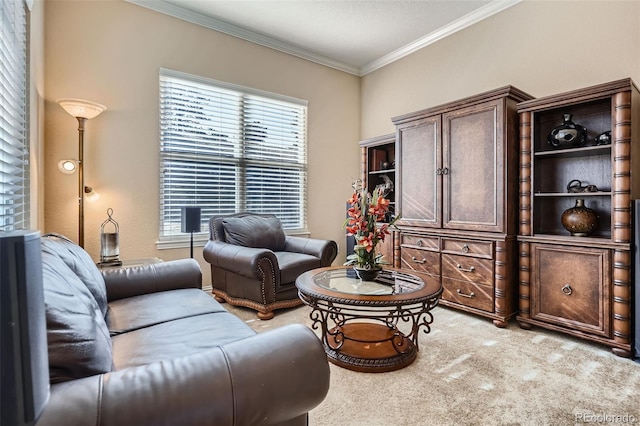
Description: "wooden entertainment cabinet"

(517, 79), (639, 357)
(391, 86), (533, 327)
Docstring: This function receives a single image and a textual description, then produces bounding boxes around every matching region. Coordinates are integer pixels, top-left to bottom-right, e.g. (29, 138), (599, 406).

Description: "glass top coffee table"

(296, 266), (442, 373)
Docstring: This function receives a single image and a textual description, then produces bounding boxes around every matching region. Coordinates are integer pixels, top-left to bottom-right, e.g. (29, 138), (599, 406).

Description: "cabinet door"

(375, 230), (394, 266)
(442, 100), (504, 232)
(531, 244), (611, 337)
(397, 115), (441, 228)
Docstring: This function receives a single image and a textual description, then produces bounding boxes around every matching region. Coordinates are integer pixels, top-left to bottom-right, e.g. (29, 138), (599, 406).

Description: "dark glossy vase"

(354, 266), (381, 281)
(595, 130), (612, 145)
(548, 113), (587, 148)
(561, 199), (598, 236)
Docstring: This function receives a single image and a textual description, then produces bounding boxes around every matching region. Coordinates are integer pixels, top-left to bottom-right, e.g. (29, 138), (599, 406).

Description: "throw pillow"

(41, 245), (113, 384)
(42, 233), (108, 317)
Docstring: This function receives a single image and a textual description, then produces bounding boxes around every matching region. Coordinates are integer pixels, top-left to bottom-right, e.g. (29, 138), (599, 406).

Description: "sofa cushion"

(111, 311), (256, 370)
(275, 251), (321, 284)
(222, 215), (286, 251)
(42, 233), (108, 317)
(107, 288), (227, 336)
(41, 246), (113, 384)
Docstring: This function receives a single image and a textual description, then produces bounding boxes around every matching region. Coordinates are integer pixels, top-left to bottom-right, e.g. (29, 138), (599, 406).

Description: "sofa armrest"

(284, 236), (338, 267)
(203, 240), (279, 280)
(36, 324), (329, 426)
(102, 259), (202, 302)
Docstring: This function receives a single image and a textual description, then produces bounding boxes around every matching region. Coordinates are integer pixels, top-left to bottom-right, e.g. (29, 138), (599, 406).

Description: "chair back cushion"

(41, 238), (113, 384)
(220, 214), (286, 251)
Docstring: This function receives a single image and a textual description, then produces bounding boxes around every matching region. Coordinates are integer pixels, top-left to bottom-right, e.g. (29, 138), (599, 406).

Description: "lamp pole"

(77, 117), (86, 248)
(58, 98), (106, 248)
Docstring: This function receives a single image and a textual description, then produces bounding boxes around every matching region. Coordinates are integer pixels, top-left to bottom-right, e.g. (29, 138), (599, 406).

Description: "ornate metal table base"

(296, 267), (442, 373)
(307, 300), (438, 373)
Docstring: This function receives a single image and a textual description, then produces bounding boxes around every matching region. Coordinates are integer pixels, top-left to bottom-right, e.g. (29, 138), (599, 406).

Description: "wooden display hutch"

(392, 86), (533, 327)
(517, 79), (639, 357)
(359, 134), (397, 266)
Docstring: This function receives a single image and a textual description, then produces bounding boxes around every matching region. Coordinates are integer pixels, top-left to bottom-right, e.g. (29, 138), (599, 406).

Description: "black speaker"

(0, 230), (49, 425)
(181, 207), (202, 233)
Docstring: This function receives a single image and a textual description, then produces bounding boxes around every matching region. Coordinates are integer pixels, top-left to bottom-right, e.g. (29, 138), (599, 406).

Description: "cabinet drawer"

(531, 244), (611, 337)
(442, 278), (494, 312)
(401, 234), (439, 250)
(442, 238), (492, 258)
(441, 254), (493, 286)
(400, 248), (440, 276)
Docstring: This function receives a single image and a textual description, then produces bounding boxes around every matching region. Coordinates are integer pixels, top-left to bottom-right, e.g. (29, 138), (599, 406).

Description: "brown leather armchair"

(203, 213), (338, 319)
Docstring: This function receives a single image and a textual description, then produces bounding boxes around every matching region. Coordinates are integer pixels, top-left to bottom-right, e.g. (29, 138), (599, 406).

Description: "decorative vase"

(561, 199), (598, 236)
(595, 130), (612, 145)
(354, 266), (381, 281)
(547, 113), (587, 149)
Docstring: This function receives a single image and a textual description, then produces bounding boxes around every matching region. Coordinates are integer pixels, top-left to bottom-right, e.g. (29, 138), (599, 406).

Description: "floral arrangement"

(344, 179), (398, 270)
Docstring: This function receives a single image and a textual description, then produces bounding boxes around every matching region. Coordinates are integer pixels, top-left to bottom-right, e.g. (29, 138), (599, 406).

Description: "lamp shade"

(57, 98), (106, 119)
(57, 159), (77, 174)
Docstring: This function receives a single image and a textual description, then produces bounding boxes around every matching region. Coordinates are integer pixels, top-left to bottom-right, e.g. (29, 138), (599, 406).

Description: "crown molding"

(360, 0), (522, 75)
(126, 0), (361, 75)
(127, 0), (520, 77)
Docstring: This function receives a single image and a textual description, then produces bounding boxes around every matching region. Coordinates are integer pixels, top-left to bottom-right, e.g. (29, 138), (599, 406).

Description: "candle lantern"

(99, 208), (122, 266)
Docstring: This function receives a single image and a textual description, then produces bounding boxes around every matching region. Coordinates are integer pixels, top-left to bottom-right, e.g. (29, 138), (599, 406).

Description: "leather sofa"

(36, 234), (330, 426)
(204, 213), (338, 320)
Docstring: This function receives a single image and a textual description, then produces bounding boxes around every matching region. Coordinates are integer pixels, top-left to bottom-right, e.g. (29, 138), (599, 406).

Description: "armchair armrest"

(102, 259), (202, 302)
(203, 240), (279, 281)
(284, 236), (338, 267)
(36, 324), (329, 426)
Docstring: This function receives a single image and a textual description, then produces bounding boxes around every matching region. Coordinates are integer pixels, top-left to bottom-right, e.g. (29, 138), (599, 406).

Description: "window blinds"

(0, 0), (29, 231)
(159, 69), (308, 239)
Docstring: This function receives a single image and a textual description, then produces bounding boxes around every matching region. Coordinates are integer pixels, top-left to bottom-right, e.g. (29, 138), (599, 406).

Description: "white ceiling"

(129, 0), (520, 76)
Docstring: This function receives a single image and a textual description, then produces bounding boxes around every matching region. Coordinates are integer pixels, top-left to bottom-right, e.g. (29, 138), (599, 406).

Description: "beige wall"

(43, 0), (360, 284)
(361, 0), (640, 138)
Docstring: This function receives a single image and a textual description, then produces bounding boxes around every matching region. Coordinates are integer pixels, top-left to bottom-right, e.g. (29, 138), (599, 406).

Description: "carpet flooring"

(223, 303), (640, 426)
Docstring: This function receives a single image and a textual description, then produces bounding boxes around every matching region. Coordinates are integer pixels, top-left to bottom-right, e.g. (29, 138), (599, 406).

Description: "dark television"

(0, 230), (49, 425)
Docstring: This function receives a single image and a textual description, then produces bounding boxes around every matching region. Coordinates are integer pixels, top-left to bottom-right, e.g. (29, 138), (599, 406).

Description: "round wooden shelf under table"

(295, 266), (442, 373)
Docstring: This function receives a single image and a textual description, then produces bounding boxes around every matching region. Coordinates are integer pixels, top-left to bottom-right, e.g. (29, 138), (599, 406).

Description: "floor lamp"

(57, 98), (107, 248)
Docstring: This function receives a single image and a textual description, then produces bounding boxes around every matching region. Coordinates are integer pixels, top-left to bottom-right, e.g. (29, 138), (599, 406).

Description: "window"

(159, 69), (307, 241)
(0, 0), (30, 231)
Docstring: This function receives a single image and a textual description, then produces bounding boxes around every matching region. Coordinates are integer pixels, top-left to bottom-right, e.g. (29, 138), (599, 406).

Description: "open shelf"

(534, 192), (612, 197)
(361, 134), (396, 224)
(534, 144), (611, 158)
(369, 169), (395, 175)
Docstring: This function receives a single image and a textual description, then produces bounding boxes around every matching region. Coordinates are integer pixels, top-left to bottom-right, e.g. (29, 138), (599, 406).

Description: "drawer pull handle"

(461, 244), (469, 253)
(561, 284), (572, 295)
(412, 256), (426, 264)
(457, 289), (475, 298)
(416, 239), (424, 247)
(456, 264), (475, 273)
